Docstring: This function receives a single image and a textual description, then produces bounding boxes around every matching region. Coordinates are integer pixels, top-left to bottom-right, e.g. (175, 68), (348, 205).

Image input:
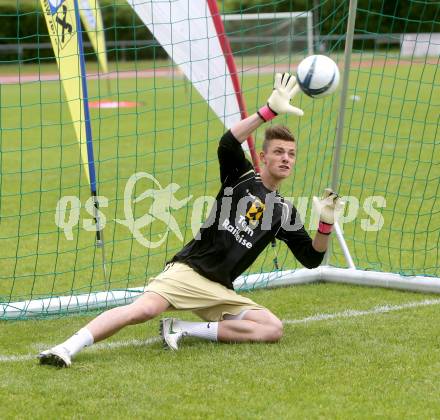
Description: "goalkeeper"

(39, 73), (344, 367)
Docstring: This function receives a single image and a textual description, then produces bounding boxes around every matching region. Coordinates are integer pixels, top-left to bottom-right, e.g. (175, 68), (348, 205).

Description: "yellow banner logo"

(43, 0), (75, 50)
(54, 3), (74, 48)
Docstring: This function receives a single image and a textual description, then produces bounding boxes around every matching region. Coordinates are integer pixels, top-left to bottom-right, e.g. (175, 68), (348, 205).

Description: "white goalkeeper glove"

(312, 188), (345, 234)
(258, 72), (304, 122)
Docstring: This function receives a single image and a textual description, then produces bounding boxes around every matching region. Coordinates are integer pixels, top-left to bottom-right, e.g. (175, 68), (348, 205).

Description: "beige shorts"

(145, 262), (265, 321)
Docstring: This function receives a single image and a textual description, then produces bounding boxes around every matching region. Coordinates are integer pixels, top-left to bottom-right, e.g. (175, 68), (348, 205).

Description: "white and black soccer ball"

(296, 55), (340, 98)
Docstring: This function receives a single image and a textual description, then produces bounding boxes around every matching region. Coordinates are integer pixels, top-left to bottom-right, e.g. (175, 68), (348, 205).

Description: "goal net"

(222, 12), (314, 60)
(0, 0), (439, 319)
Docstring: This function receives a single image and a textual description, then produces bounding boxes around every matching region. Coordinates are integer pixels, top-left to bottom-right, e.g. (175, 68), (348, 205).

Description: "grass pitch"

(2, 283), (440, 418)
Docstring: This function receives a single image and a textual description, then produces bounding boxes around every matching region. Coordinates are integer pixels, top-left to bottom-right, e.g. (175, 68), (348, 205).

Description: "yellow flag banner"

(40, 0), (91, 185)
(78, 0), (109, 74)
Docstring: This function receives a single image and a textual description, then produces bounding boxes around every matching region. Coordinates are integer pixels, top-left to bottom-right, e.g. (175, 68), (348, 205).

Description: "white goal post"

(221, 12), (314, 56)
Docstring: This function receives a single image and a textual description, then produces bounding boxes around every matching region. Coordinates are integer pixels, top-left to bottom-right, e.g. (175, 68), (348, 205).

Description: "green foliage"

(0, 0), (164, 62)
(1, 1), (439, 63)
(220, 0), (440, 33)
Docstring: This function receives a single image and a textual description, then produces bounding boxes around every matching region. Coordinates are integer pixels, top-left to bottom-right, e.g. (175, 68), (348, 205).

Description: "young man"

(39, 73), (343, 367)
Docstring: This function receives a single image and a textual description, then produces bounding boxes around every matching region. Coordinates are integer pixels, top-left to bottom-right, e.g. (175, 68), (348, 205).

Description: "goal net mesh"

(0, 0), (438, 319)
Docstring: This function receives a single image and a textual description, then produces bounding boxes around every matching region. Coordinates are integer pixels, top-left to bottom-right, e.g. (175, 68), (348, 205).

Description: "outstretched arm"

(230, 113), (265, 144)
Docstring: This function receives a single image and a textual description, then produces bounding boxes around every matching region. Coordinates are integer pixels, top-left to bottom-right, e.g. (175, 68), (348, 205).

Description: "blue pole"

(73, 0), (97, 193)
(73, 0), (108, 281)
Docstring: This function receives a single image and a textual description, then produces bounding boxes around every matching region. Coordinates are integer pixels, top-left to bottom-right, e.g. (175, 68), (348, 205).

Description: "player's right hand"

(267, 72), (304, 117)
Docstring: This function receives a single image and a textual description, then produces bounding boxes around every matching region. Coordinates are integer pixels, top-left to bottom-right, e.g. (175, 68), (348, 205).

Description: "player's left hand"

(312, 188), (345, 234)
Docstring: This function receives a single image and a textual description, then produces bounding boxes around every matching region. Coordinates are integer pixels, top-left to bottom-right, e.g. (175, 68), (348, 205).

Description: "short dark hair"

(263, 125), (296, 151)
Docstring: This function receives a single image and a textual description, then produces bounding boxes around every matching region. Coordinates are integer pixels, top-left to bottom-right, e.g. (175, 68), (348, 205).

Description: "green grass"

(2, 283), (440, 418)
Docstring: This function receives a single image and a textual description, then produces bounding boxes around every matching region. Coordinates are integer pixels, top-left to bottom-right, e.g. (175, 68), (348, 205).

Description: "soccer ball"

(296, 55), (340, 98)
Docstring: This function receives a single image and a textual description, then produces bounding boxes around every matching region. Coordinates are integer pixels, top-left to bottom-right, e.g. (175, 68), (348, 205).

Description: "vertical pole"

(74, 0), (109, 283)
(324, 0), (358, 265)
(207, 0), (260, 173)
(307, 12), (314, 55)
(312, 0), (320, 52)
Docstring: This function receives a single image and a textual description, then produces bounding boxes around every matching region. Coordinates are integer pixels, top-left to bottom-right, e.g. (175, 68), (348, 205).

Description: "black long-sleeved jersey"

(171, 130), (325, 289)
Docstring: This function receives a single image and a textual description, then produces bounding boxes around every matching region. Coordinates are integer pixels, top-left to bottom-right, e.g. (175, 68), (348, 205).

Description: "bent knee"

(264, 319), (283, 342)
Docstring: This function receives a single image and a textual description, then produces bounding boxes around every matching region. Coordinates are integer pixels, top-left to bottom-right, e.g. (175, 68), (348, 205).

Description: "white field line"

(283, 298), (440, 324)
(2, 57), (437, 85)
(0, 337), (161, 364)
(0, 65), (284, 85)
(1, 298), (440, 363)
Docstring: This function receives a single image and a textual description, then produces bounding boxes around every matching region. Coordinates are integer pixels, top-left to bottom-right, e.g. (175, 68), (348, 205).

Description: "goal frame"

(221, 11), (315, 56)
